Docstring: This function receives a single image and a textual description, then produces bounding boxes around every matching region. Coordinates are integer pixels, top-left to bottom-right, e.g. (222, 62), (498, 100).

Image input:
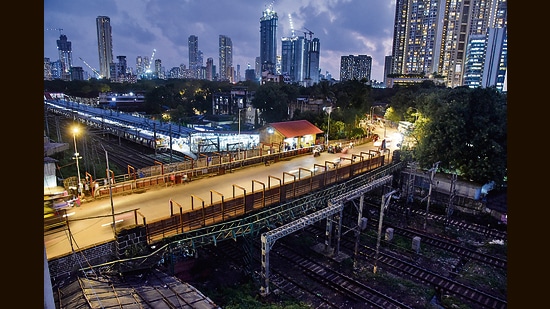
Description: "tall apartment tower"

(188, 35), (199, 79)
(136, 56), (145, 77)
(56, 34), (73, 81)
(219, 35), (233, 82)
(44, 58), (53, 80)
(384, 55), (392, 87)
(96, 16), (113, 80)
(281, 32), (320, 86)
(259, 6), (278, 75)
(390, 0), (507, 88)
(206, 57), (214, 81)
(307, 38), (320, 85)
(339, 55), (372, 82)
(255, 56), (261, 80)
(480, 27), (507, 90)
(281, 36), (298, 82)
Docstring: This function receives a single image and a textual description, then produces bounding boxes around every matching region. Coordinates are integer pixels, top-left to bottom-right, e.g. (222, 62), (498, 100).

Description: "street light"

(323, 106), (332, 146)
(72, 127), (82, 197)
(101, 144), (117, 236)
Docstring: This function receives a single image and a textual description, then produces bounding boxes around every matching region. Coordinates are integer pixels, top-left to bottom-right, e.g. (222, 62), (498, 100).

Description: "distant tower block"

(412, 236), (421, 254)
(385, 228), (394, 241)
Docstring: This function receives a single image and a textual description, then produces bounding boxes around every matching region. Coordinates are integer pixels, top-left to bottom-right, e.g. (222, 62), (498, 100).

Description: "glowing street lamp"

(323, 106), (332, 146)
(72, 127), (82, 196)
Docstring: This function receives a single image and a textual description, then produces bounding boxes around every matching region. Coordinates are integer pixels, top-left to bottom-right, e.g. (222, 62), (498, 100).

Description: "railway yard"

(46, 116), (507, 308)
(167, 198), (507, 308)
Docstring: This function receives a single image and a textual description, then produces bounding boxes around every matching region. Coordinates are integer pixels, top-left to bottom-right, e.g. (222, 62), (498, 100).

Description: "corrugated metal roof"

(269, 120), (323, 138)
(54, 268), (220, 309)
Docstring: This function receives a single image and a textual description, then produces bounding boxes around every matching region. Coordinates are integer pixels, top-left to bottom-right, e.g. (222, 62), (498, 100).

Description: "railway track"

(387, 225), (507, 269)
(185, 190), (507, 309)
(272, 241), (412, 309)
(204, 236), (411, 309)
(359, 200), (507, 271)
(295, 222), (507, 309)
(46, 116), (190, 173)
(357, 244), (507, 309)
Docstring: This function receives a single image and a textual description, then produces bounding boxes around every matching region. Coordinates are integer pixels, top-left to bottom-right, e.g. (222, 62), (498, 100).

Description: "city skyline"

(44, 0), (396, 82)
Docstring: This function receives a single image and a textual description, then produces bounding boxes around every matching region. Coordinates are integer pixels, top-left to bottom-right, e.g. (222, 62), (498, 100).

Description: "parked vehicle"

(313, 145), (322, 157)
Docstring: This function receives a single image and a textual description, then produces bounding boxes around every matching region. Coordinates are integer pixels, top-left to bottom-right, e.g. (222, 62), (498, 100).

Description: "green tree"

(251, 83), (290, 123)
(413, 87), (507, 186)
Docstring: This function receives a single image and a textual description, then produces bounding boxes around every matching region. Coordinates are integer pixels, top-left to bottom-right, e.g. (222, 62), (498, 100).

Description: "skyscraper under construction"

(259, 5), (278, 75)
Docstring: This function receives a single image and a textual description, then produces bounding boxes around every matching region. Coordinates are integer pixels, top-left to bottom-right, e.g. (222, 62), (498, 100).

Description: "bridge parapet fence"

(145, 156), (399, 244)
(90, 161), (401, 276)
(94, 146), (316, 198)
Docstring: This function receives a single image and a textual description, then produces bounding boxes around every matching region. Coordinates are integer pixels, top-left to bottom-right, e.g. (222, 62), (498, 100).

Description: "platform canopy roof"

(268, 120), (323, 138)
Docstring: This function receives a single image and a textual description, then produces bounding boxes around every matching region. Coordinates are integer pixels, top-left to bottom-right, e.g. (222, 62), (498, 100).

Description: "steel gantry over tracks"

(259, 174), (393, 295)
(78, 162), (403, 280)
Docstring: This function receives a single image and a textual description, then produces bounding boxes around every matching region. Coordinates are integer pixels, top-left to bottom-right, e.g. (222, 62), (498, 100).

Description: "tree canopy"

(412, 87), (507, 186)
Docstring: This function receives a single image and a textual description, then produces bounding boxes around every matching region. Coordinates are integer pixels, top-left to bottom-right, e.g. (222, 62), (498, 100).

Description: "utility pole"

(446, 172), (457, 219)
(422, 161), (440, 230)
(101, 144), (116, 236)
(374, 189), (398, 274)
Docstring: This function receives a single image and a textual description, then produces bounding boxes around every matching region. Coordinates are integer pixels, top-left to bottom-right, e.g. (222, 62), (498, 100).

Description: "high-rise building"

(188, 35), (199, 79)
(245, 67), (256, 82)
(154, 59), (163, 79)
(236, 64), (241, 83)
(480, 27), (507, 91)
(110, 55), (128, 82)
(219, 35), (233, 82)
(339, 55), (372, 82)
(56, 34), (72, 81)
(96, 16), (113, 80)
(307, 38), (320, 85)
(136, 56), (145, 77)
(280, 36), (295, 80)
(384, 55), (392, 87)
(390, 0), (507, 88)
(259, 6), (278, 75)
(44, 58), (53, 81)
(255, 57), (261, 80)
(463, 35), (487, 89)
(206, 57), (214, 81)
(70, 67), (85, 81)
(281, 32), (320, 86)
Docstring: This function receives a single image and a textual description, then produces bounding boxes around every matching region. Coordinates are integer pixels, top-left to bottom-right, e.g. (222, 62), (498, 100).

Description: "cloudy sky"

(44, 0), (396, 82)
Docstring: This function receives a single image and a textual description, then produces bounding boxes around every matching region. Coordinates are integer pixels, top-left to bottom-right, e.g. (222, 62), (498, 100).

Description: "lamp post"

(101, 144), (117, 236)
(72, 127), (82, 197)
(323, 106), (332, 146)
(370, 106), (375, 124)
(238, 108), (243, 135)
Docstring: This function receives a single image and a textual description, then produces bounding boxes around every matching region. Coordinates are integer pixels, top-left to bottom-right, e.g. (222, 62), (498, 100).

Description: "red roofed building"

(259, 120), (324, 150)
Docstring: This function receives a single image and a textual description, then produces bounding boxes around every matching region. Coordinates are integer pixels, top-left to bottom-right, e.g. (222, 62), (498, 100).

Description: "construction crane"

(145, 49), (156, 73)
(302, 27), (314, 40)
(288, 13), (295, 37)
(79, 57), (102, 79)
(45, 28), (64, 35)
